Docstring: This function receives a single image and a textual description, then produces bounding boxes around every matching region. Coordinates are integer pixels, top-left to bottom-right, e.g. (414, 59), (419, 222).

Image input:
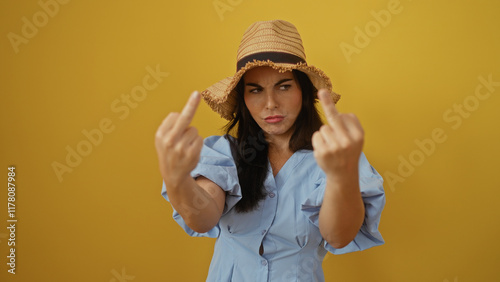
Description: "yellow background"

(1, 0), (499, 281)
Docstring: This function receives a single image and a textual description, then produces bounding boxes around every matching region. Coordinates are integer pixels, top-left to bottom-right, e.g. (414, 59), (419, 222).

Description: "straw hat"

(201, 19), (340, 120)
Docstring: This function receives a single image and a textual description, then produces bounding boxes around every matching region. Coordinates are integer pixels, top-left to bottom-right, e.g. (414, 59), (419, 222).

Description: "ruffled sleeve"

(161, 135), (242, 238)
(301, 152), (385, 254)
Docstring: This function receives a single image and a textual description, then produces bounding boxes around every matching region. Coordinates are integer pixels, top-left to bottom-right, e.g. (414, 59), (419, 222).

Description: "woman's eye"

(249, 88), (262, 94)
(279, 84), (292, 91)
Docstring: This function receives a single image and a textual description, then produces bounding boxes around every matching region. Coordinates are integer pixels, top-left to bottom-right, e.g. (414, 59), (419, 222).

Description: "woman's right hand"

(155, 91), (204, 189)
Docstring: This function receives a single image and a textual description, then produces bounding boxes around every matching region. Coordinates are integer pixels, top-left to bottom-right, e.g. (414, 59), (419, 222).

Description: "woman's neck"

(266, 134), (294, 177)
(266, 134), (292, 155)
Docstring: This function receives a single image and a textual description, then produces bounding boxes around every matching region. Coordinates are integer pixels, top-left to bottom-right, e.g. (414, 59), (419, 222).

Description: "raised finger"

(318, 89), (340, 124)
(173, 91), (201, 133)
(318, 89), (348, 134)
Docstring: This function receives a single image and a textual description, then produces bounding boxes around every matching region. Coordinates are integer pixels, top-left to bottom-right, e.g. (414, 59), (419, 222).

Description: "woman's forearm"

(166, 176), (224, 233)
(318, 169), (365, 249)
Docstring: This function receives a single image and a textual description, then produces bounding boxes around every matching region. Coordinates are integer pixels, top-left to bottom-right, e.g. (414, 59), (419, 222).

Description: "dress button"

(261, 230), (266, 235)
(269, 192), (275, 198)
(261, 260), (268, 266)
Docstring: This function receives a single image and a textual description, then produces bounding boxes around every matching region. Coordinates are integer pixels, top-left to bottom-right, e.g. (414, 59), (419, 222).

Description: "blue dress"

(161, 135), (385, 281)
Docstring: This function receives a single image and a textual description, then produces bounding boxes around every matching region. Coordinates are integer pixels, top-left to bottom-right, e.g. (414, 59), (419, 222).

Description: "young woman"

(155, 20), (385, 281)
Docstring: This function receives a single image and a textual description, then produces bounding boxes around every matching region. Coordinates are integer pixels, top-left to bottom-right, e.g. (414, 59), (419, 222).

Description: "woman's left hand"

(312, 89), (364, 177)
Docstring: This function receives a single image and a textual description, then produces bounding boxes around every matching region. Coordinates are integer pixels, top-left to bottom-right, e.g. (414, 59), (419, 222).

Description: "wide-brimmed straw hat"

(201, 19), (340, 120)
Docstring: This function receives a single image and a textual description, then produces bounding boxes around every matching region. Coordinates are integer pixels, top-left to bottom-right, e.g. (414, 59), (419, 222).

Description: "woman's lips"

(264, 115), (284, 123)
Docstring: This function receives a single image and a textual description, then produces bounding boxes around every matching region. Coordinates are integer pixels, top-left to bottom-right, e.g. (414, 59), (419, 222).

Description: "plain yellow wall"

(1, 0), (499, 281)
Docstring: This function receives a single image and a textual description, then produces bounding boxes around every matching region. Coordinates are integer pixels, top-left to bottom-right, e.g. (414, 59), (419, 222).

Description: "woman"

(155, 20), (385, 281)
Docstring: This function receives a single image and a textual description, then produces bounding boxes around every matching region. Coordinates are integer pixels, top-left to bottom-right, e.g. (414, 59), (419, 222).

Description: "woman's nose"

(265, 92), (278, 109)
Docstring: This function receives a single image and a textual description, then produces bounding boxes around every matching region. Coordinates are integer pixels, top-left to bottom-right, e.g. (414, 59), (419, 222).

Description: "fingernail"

(191, 91), (199, 99)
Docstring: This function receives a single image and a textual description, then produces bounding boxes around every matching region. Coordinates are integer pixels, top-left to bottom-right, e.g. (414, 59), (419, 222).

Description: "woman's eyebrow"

(274, 78), (293, 86)
(245, 82), (262, 87)
(245, 78), (294, 88)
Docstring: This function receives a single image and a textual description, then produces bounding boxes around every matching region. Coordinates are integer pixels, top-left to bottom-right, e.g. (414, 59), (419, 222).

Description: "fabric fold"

(300, 152), (385, 254)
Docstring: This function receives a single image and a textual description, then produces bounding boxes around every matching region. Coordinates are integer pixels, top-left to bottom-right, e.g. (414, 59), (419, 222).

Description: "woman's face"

(243, 66), (302, 141)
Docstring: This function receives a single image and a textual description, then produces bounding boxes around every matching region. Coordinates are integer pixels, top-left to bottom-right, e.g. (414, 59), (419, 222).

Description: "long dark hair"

(224, 70), (323, 213)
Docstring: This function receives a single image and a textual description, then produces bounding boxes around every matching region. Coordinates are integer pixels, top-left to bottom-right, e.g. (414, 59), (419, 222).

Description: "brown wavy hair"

(224, 70), (323, 213)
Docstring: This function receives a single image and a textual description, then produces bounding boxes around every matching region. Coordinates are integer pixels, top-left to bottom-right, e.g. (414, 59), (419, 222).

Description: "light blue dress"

(161, 135), (385, 281)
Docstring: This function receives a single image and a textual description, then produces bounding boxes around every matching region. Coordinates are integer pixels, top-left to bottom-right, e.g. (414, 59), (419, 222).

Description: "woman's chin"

(262, 128), (294, 139)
